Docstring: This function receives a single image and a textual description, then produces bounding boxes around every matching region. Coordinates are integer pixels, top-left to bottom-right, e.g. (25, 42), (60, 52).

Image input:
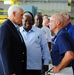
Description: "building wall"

(0, 1), (71, 16)
(0, 2), (10, 10)
(22, 1), (70, 16)
(0, 2), (10, 15)
(21, 1), (74, 24)
(0, 0), (74, 24)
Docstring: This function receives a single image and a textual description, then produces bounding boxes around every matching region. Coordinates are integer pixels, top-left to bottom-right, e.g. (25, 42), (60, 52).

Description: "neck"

(24, 27), (32, 32)
(54, 27), (62, 35)
(8, 17), (16, 24)
(36, 25), (43, 28)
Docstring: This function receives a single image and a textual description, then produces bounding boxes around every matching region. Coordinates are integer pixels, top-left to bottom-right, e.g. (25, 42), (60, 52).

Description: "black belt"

(66, 65), (70, 67)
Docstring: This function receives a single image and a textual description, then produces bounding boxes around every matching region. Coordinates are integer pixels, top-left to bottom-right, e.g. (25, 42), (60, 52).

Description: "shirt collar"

(65, 22), (71, 30)
(52, 28), (66, 43)
(8, 19), (20, 30)
(57, 28), (66, 37)
(20, 26), (36, 32)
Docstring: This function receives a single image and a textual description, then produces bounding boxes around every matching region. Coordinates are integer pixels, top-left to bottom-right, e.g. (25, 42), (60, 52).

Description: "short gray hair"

(60, 12), (70, 20)
(8, 5), (22, 17)
(51, 13), (64, 25)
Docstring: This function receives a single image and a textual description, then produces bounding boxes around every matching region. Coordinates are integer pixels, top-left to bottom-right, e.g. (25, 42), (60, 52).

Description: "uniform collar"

(52, 28), (66, 42)
(65, 22), (71, 30)
(20, 26), (36, 32)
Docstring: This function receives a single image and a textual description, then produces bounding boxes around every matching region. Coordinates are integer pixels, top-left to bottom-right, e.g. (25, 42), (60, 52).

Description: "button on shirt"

(51, 28), (74, 66)
(20, 26), (51, 70)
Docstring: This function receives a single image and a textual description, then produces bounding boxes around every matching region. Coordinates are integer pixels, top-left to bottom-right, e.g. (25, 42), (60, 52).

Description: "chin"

(20, 24), (22, 26)
(17, 24), (21, 26)
(50, 29), (53, 32)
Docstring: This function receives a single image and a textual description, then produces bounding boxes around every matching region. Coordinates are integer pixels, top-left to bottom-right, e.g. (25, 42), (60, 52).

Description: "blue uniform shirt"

(65, 22), (74, 39)
(51, 28), (74, 66)
(66, 22), (74, 68)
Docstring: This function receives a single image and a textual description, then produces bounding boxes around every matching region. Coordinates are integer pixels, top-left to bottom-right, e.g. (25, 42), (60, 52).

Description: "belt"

(66, 65), (70, 67)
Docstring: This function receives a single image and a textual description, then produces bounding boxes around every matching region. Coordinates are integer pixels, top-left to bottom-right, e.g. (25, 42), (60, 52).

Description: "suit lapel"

(6, 19), (22, 41)
(6, 19), (18, 33)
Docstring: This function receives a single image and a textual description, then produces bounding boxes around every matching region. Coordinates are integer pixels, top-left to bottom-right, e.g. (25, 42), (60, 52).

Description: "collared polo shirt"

(51, 28), (74, 66)
(66, 22), (74, 68)
(65, 22), (74, 39)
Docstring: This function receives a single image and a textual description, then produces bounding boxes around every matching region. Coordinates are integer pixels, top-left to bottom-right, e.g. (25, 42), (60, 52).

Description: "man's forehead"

(23, 15), (30, 18)
(50, 17), (55, 20)
(50, 15), (57, 20)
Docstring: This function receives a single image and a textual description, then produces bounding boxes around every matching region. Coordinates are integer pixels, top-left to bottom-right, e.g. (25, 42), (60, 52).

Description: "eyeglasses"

(49, 19), (57, 23)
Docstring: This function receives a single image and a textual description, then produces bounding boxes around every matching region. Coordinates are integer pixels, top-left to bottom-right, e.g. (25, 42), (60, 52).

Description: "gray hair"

(60, 12), (70, 20)
(8, 5), (22, 17)
(51, 13), (64, 25)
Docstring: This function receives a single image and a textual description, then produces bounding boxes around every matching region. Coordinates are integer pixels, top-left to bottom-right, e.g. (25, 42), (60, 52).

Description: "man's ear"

(56, 20), (61, 26)
(13, 11), (16, 16)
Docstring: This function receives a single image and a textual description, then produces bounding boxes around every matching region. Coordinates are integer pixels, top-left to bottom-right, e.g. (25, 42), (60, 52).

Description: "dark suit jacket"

(0, 19), (27, 75)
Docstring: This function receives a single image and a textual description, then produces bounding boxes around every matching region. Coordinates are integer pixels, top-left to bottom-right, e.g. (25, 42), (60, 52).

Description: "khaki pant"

(55, 67), (73, 75)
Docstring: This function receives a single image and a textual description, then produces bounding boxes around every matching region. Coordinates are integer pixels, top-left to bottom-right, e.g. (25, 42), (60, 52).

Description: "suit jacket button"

(22, 52), (24, 54)
(3, 70), (6, 74)
(22, 60), (24, 62)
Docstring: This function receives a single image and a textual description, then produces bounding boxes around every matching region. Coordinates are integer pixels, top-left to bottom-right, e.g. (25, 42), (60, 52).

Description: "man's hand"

(43, 65), (48, 72)
(11, 73), (16, 75)
(53, 66), (60, 74)
(53, 51), (74, 74)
